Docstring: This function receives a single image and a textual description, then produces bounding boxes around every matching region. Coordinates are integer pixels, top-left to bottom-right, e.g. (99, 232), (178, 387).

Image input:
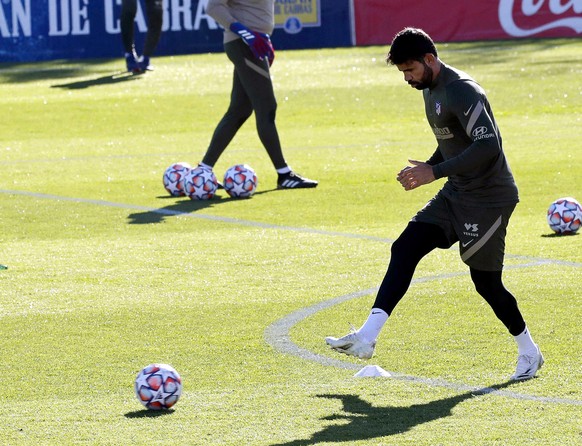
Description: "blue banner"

(0, 0), (353, 63)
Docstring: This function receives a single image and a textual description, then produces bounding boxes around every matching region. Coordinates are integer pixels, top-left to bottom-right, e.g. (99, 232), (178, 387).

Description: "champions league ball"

(162, 162), (191, 197)
(183, 166), (218, 200)
(135, 364), (182, 410)
(223, 164), (258, 198)
(547, 197), (582, 234)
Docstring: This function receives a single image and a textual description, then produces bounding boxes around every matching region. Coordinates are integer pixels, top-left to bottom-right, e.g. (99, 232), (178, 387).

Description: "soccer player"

(200, 0), (318, 189)
(325, 28), (544, 381)
(121, 0), (163, 73)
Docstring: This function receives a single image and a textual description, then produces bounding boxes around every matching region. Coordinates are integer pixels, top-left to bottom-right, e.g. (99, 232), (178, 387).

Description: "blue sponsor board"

(0, 0), (352, 62)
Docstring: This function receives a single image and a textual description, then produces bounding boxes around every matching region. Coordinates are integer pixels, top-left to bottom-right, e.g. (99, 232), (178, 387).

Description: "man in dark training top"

(326, 28), (543, 381)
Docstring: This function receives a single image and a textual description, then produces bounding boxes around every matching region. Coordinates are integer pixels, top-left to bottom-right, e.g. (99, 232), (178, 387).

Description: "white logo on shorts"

(464, 223), (479, 232)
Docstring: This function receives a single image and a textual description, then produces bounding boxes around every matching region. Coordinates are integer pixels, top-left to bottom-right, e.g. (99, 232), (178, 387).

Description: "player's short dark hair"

(386, 28), (438, 65)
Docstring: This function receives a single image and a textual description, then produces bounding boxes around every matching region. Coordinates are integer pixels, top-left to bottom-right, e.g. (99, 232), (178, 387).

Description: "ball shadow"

(124, 408), (176, 418)
(540, 232), (579, 238)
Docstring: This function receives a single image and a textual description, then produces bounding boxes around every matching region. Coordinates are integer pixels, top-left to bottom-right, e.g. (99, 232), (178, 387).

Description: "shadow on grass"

(127, 189), (278, 224)
(271, 381), (519, 445)
(0, 59), (120, 83)
(51, 71), (142, 89)
(541, 232), (579, 238)
(124, 408), (175, 418)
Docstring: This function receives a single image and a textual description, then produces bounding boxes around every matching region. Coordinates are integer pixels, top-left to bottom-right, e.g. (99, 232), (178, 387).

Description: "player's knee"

(228, 105), (253, 123)
(390, 235), (407, 257)
(254, 108), (277, 129)
(470, 268), (504, 297)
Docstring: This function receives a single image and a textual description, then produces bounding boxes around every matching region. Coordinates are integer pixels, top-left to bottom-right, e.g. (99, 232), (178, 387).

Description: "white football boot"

(325, 329), (376, 360)
(510, 344), (544, 381)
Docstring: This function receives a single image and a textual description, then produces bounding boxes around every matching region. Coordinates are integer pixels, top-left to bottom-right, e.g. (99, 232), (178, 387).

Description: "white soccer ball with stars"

(223, 164), (258, 198)
(547, 197), (582, 234)
(134, 363), (182, 410)
(162, 162), (191, 197)
(183, 165), (218, 200)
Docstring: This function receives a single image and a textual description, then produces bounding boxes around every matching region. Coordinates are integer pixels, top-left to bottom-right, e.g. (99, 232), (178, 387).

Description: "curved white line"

(264, 267), (582, 406)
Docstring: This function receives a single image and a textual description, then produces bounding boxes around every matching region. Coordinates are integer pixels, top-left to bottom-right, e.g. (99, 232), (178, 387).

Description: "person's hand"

(397, 159), (435, 191)
(264, 34), (275, 66)
(230, 22), (274, 62)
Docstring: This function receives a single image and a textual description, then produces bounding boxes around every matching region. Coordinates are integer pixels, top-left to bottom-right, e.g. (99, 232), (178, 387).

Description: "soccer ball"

(183, 166), (218, 200)
(547, 197), (582, 234)
(162, 162), (191, 197)
(223, 164), (258, 198)
(134, 363), (182, 410)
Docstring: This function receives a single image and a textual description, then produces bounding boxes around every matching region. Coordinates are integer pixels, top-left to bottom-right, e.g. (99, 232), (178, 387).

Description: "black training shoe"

(125, 52), (142, 74)
(137, 56), (153, 72)
(277, 172), (318, 189)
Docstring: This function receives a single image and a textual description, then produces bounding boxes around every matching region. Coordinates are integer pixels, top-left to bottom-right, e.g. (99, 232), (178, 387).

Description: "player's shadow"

(127, 189), (277, 224)
(270, 380), (518, 446)
(0, 59), (118, 83)
(51, 72), (142, 90)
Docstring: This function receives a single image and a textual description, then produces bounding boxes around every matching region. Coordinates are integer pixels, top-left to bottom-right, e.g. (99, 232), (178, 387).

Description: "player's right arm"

(431, 81), (501, 180)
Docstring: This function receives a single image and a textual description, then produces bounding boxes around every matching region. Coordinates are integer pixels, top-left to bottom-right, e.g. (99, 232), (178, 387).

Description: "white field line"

(264, 268), (582, 407)
(3, 189), (582, 268)
(2, 188), (581, 405)
(0, 189), (394, 243)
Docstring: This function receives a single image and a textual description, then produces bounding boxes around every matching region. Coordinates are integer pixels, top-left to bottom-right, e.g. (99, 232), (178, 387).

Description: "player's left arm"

(431, 81), (502, 180)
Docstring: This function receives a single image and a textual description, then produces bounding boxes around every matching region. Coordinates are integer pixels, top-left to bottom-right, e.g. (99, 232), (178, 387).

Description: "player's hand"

(230, 22), (274, 62)
(263, 34), (275, 66)
(397, 159), (435, 191)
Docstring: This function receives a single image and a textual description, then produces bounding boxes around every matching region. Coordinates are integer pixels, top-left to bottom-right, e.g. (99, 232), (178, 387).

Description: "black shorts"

(411, 192), (516, 271)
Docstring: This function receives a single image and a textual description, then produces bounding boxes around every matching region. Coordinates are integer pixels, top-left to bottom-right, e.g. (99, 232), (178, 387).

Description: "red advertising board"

(354, 0), (582, 45)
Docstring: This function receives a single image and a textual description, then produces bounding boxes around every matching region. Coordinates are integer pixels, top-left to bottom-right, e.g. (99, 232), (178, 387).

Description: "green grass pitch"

(0, 38), (580, 445)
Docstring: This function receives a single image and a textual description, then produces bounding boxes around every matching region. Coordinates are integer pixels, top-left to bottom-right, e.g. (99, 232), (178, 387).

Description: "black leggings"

(121, 0), (163, 56)
(373, 222), (526, 336)
(203, 40), (287, 170)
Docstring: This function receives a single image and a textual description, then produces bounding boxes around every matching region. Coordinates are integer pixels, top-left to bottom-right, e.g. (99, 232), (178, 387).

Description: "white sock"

(514, 326), (537, 355)
(199, 162), (213, 170)
(356, 308), (388, 343)
(276, 166), (291, 175)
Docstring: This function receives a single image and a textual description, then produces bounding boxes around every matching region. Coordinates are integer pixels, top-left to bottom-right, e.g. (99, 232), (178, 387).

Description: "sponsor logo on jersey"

(471, 126), (495, 140)
(472, 126), (488, 137)
(432, 125), (454, 140)
(436, 101), (442, 115)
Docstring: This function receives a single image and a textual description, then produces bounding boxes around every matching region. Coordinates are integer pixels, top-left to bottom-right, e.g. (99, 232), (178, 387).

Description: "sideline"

(0, 189), (394, 243)
(2, 189), (582, 268)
